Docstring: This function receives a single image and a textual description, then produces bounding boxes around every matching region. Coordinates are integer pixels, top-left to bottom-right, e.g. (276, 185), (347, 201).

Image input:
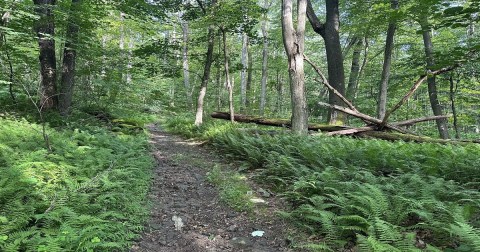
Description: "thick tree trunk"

(33, 0), (57, 110)
(194, 26), (215, 126)
(260, 1), (269, 115)
(222, 28), (234, 123)
(282, 0), (308, 134)
(306, 0), (346, 125)
(181, 18), (192, 110)
(346, 37), (362, 103)
(421, 22), (450, 139)
(377, 0), (398, 120)
(240, 33), (248, 112)
(59, 0), (80, 116)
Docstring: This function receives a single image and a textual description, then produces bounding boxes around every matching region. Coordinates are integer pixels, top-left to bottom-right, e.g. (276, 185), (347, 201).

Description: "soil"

(130, 124), (298, 252)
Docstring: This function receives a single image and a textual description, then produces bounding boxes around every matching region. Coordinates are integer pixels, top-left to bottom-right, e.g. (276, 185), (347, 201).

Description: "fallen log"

(357, 131), (480, 145)
(211, 112), (480, 145)
(211, 112), (349, 132)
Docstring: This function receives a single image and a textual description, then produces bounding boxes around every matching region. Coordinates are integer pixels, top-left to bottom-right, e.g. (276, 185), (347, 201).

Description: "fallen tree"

(211, 111), (349, 132)
(210, 54), (479, 144)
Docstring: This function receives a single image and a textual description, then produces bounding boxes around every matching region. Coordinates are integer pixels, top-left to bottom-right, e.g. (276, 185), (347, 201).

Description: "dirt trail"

(130, 124), (295, 252)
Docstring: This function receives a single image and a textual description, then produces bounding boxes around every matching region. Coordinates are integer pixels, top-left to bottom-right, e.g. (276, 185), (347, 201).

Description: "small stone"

(227, 225), (238, 232)
(227, 212), (238, 218)
(258, 188), (271, 198)
(250, 198), (267, 204)
(230, 237), (252, 248)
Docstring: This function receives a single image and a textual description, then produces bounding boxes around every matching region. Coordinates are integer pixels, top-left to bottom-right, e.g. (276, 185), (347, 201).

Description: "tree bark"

(246, 40), (253, 108)
(221, 28), (234, 123)
(211, 112), (346, 132)
(449, 74), (460, 139)
(377, 0), (398, 120)
(33, 0), (57, 110)
(306, 0), (346, 125)
(346, 37), (363, 103)
(282, 0), (308, 134)
(240, 32), (248, 112)
(260, 0), (269, 116)
(59, 0), (80, 116)
(421, 20), (450, 139)
(194, 25), (216, 126)
(180, 16), (192, 110)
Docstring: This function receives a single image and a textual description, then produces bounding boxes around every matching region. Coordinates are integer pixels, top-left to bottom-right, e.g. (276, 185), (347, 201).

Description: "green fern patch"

(207, 129), (480, 251)
(0, 118), (154, 251)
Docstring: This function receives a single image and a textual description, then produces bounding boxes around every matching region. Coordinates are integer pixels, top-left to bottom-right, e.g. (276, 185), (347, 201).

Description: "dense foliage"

(0, 115), (154, 251)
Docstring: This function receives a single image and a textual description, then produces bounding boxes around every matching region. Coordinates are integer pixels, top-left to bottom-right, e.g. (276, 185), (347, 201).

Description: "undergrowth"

(164, 114), (480, 251)
(206, 165), (254, 212)
(0, 115), (154, 251)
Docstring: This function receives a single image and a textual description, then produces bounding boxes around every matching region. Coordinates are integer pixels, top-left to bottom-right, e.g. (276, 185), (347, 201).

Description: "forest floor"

(130, 124), (298, 252)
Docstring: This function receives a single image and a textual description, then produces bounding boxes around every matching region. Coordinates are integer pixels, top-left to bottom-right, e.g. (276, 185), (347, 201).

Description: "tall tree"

(180, 15), (192, 110)
(421, 18), (450, 139)
(33, 0), (57, 110)
(306, 0), (345, 125)
(221, 27), (234, 122)
(282, 0), (308, 134)
(259, 0), (270, 116)
(346, 37), (363, 103)
(59, 0), (80, 116)
(194, 0), (216, 126)
(377, 0), (399, 120)
(240, 32), (248, 112)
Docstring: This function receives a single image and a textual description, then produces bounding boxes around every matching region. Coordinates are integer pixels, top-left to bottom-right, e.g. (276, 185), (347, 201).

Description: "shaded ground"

(130, 124), (297, 252)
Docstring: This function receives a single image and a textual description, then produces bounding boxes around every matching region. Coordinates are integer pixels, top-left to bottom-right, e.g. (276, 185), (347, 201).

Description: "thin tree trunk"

(306, 0), (346, 125)
(246, 41), (253, 108)
(346, 37), (362, 103)
(377, 0), (398, 120)
(449, 74), (460, 139)
(421, 21), (450, 139)
(1, 9), (15, 103)
(221, 28), (234, 123)
(59, 0), (80, 116)
(181, 18), (192, 109)
(260, 0), (269, 115)
(194, 25), (216, 126)
(282, 0), (308, 134)
(240, 33), (248, 112)
(33, 0), (57, 110)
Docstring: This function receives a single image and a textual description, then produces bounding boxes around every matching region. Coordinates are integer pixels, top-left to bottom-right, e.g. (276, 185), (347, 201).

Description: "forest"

(1, 0), (480, 251)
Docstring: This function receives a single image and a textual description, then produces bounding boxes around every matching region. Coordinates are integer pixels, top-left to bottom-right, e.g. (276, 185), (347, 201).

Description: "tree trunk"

(181, 17), (192, 110)
(377, 0), (398, 120)
(421, 21), (450, 139)
(240, 32), (248, 112)
(260, 0), (269, 115)
(282, 0), (308, 134)
(246, 40), (253, 108)
(33, 0), (57, 110)
(59, 0), (80, 116)
(346, 37), (362, 103)
(1, 10), (15, 103)
(306, 0), (346, 125)
(222, 28), (234, 123)
(194, 25), (216, 126)
(449, 74), (460, 139)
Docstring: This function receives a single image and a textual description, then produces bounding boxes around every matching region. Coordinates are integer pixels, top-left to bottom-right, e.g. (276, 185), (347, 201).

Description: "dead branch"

(394, 115), (451, 127)
(382, 65), (458, 124)
(304, 54), (358, 112)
